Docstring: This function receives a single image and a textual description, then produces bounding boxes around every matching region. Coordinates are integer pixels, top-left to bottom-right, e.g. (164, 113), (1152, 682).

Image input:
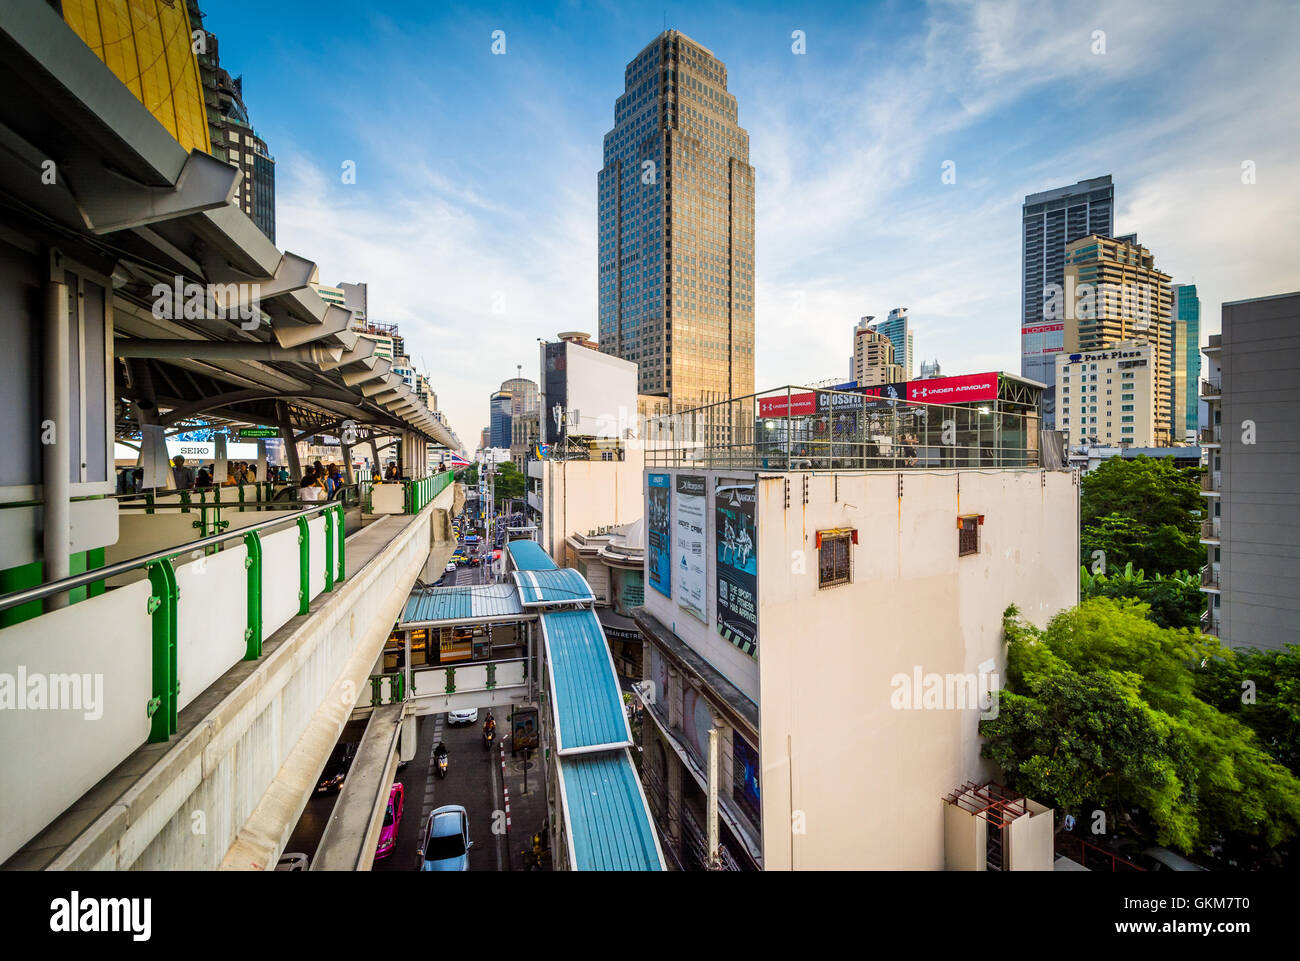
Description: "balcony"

(1200, 376), (1221, 398)
(1200, 470), (1221, 493)
(1200, 517), (1220, 540)
(1200, 564), (1221, 590)
(1199, 425), (1221, 446)
(1200, 611), (1220, 637)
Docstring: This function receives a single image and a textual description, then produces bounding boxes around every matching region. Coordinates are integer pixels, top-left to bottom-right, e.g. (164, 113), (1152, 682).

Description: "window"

(817, 529), (855, 588)
(958, 514), (982, 557)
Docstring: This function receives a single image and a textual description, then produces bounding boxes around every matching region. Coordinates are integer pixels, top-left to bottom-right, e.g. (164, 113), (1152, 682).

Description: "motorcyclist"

(483, 712), (496, 742)
(434, 740), (448, 763)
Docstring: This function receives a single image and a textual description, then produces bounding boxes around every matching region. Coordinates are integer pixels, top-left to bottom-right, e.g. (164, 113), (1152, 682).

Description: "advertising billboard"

(857, 371), (1000, 405)
(757, 392), (816, 418)
(647, 474), (672, 597)
(715, 482), (758, 657)
(675, 475), (707, 621)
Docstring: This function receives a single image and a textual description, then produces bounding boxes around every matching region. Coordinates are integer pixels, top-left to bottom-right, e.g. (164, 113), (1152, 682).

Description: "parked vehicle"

(316, 742), (357, 794)
(375, 783), (404, 860)
(445, 562), (457, 573)
(447, 708), (478, 726)
(419, 805), (472, 871)
(1138, 847), (1210, 871)
(276, 852), (309, 871)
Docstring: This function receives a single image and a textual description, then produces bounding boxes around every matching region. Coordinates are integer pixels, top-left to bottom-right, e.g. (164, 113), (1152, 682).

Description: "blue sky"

(209, 0), (1300, 448)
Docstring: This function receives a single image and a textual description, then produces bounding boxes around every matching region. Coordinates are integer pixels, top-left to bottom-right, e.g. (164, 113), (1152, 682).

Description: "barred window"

(818, 531), (853, 588)
(958, 515), (982, 557)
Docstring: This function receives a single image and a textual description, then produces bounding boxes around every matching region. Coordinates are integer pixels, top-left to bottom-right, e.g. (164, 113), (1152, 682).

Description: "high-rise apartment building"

(1062, 234), (1173, 445)
(1021, 176), (1115, 428)
(872, 308), (914, 380)
(1198, 292), (1300, 650)
(1171, 284), (1202, 444)
(1056, 340), (1158, 448)
(597, 31), (755, 423)
(851, 318), (905, 386)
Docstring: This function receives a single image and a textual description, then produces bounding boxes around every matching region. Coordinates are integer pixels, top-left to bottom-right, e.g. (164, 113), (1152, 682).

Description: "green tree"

(1196, 645), (1300, 778)
(981, 600), (1300, 857)
(1080, 563), (1203, 630)
(1080, 456), (1204, 576)
(491, 461), (526, 509)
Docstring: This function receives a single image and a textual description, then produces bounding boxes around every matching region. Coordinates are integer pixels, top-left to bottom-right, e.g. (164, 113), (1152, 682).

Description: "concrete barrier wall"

(42, 506), (437, 870)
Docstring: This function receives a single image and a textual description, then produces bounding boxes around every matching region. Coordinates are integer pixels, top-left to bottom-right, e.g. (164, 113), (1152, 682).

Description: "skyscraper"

(1171, 284), (1202, 443)
(871, 308), (914, 380)
(597, 31), (755, 422)
(1062, 234), (1173, 445)
(489, 391), (513, 449)
(1022, 175), (1115, 428)
(852, 318), (904, 385)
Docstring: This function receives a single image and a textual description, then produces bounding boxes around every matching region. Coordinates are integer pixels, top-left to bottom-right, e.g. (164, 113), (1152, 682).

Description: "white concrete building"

(634, 465), (1077, 870)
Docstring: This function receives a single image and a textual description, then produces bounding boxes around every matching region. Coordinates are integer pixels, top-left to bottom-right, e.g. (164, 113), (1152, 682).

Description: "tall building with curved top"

(598, 31), (755, 425)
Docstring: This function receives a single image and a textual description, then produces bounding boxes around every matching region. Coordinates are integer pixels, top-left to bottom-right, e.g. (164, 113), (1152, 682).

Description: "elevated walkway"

(0, 481), (457, 871)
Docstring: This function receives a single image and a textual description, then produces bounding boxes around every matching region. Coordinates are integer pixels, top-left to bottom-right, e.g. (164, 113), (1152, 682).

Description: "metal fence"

(644, 386), (1041, 471)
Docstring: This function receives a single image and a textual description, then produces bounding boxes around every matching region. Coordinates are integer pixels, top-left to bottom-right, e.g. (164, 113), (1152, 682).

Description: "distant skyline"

(207, 0), (1300, 448)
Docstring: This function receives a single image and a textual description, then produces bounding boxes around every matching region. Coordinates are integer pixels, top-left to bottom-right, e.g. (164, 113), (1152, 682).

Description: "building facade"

(1055, 340), (1157, 448)
(1063, 234), (1173, 444)
(1171, 284), (1201, 444)
(1021, 175), (1115, 429)
(1198, 292), (1300, 650)
(634, 465), (1077, 869)
(597, 31), (755, 422)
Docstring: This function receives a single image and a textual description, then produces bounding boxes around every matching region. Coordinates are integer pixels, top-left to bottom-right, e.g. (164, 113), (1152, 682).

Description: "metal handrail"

(0, 502), (335, 613)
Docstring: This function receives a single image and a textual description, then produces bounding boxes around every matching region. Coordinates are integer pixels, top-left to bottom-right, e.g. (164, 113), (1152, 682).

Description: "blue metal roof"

(559, 750), (664, 871)
(540, 610), (631, 753)
(400, 584), (525, 625)
(514, 568), (595, 607)
(505, 539), (557, 572)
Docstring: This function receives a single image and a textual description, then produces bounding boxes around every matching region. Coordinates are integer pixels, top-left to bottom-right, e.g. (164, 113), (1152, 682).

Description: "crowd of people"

(115, 455), (349, 495)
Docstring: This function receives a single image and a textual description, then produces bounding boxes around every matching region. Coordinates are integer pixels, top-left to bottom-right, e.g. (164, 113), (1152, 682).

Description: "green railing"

(0, 502), (347, 744)
(404, 471), (455, 514)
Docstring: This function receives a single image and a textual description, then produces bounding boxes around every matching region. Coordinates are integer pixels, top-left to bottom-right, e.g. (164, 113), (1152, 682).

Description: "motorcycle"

(482, 726), (495, 751)
(434, 746), (448, 779)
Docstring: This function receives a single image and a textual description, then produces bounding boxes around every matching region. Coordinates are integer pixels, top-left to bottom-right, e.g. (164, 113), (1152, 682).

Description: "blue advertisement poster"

(732, 732), (761, 826)
(715, 482), (758, 656)
(647, 474), (672, 597)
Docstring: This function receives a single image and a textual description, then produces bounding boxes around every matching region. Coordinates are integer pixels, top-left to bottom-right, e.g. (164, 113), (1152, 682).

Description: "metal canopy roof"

(513, 568), (596, 608)
(540, 610), (632, 755)
(557, 750), (665, 871)
(398, 584), (529, 627)
(505, 540), (557, 572)
(0, 0), (459, 449)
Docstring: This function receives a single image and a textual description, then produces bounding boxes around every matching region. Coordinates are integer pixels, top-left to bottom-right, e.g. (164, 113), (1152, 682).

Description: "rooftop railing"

(644, 386), (1042, 471)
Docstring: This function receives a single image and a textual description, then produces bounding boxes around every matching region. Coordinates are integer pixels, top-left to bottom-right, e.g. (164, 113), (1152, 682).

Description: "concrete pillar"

(42, 270), (70, 609)
(277, 401), (302, 481)
(400, 715), (417, 764)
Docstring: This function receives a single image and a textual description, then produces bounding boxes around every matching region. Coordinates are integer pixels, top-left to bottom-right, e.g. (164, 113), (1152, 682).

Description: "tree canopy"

(981, 599), (1300, 858)
(1079, 455), (1204, 576)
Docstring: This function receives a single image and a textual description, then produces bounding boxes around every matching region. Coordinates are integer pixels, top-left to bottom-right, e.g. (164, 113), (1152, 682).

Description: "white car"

(445, 562), (457, 573)
(447, 708), (478, 726)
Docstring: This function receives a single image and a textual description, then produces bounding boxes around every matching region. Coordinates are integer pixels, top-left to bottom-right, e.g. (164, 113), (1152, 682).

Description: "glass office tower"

(597, 31), (755, 426)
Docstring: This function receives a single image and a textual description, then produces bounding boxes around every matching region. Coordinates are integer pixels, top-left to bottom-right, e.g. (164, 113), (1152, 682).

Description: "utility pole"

(707, 726), (721, 870)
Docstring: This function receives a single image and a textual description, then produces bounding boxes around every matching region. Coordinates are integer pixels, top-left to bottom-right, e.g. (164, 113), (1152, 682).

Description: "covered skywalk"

(502, 542), (666, 871)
